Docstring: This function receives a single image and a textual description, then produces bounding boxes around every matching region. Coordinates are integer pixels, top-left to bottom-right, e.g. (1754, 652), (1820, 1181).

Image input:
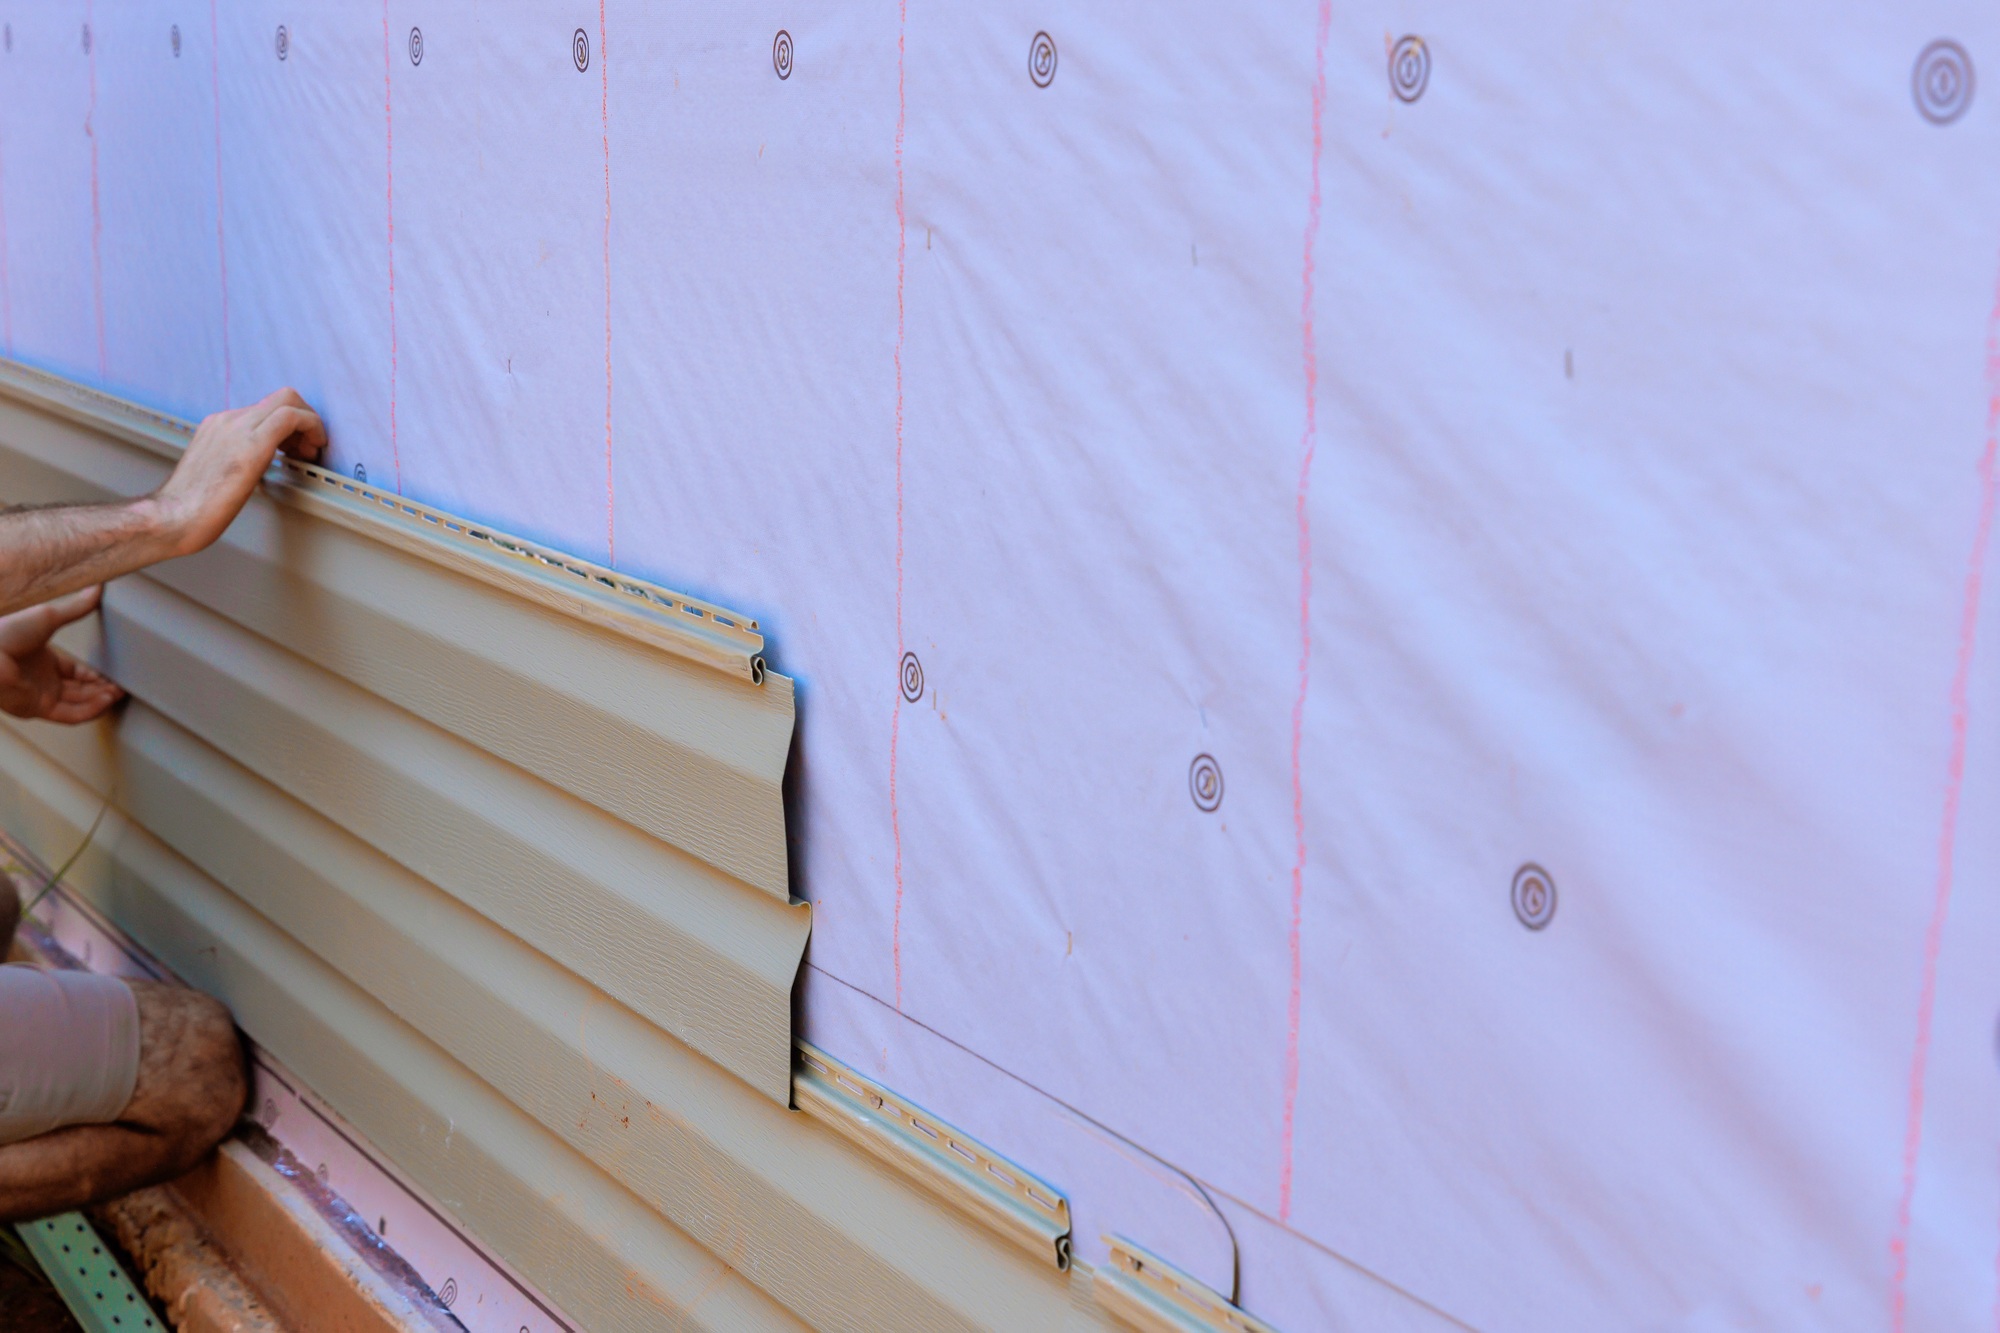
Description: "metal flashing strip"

(794, 1041), (1074, 1271)
(1093, 1235), (1280, 1333)
(16, 1213), (165, 1332)
(0, 356), (768, 684)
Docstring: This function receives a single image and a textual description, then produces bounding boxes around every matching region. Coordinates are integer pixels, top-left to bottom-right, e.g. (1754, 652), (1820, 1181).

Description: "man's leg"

(0, 979), (246, 1222)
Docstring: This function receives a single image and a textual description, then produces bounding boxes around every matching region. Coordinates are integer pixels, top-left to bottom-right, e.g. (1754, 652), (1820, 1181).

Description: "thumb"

(39, 585), (104, 634)
(0, 586), (103, 654)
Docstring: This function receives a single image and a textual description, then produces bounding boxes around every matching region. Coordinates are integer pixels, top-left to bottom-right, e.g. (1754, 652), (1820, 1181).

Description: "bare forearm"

(0, 387), (324, 620)
(0, 498), (187, 618)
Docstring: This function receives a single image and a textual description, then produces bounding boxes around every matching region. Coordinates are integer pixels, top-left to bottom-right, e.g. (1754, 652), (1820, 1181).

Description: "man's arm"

(0, 387), (326, 617)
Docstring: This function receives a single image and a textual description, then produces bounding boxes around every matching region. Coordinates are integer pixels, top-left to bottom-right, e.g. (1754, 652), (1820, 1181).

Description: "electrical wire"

(17, 794), (112, 920)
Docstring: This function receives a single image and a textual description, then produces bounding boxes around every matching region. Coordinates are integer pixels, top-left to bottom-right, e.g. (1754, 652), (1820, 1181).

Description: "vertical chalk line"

(1889, 255), (2000, 1329)
(207, 0), (229, 405)
(890, 0), (909, 1010)
(599, 0), (614, 565)
(381, 1), (401, 491)
(1278, 0), (1332, 1225)
(85, 0), (104, 379)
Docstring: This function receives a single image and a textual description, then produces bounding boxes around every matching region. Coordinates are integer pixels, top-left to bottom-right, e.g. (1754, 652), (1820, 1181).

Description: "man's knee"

(123, 980), (246, 1171)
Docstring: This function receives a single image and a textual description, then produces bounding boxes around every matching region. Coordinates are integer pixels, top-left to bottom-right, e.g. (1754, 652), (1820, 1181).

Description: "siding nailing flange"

(271, 456), (768, 683)
(793, 1042), (1072, 1271)
(1093, 1235), (1281, 1333)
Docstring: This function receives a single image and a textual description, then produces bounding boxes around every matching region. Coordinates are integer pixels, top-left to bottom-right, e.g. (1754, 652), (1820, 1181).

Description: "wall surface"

(1, 3), (1998, 1328)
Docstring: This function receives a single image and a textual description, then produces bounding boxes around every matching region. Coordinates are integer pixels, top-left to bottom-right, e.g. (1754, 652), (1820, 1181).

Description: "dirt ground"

(0, 1254), (81, 1332)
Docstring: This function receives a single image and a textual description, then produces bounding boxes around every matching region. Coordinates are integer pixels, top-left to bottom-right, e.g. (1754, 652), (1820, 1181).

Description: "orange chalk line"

(1278, 0), (1332, 1225)
(890, 0), (909, 1012)
(599, 1), (615, 566)
(1888, 256), (2000, 1330)
(381, 2), (401, 492)
(207, 0), (230, 407)
(86, 0), (105, 379)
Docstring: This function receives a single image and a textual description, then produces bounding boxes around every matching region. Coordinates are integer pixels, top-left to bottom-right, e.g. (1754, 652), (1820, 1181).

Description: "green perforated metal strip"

(16, 1211), (163, 1332)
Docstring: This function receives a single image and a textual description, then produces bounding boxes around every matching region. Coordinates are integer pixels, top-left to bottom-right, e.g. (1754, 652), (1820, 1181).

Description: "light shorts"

(0, 964), (140, 1145)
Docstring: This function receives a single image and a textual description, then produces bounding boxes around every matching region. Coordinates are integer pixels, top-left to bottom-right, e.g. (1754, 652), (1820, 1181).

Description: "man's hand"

(0, 586), (123, 724)
(153, 387), (327, 557)
(0, 386), (326, 617)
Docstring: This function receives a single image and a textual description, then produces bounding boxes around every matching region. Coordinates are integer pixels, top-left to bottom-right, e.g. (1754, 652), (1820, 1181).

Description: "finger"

(285, 419), (329, 464)
(41, 585), (104, 632)
(56, 669), (120, 698)
(244, 388), (310, 443)
(43, 694), (121, 725)
(251, 402), (307, 448)
(55, 679), (121, 710)
(57, 668), (121, 700)
(0, 606), (55, 655)
(56, 652), (114, 684)
(238, 390), (292, 437)
(259, 405), (329, 463)
(0, 588), (96, 654)
(286, 402), (328, 456)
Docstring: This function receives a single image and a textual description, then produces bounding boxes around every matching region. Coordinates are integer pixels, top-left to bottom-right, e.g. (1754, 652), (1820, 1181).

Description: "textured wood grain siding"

(0, 706), (1106, 1332)
(0, 730), (806, 1333)
(0, 389), (806, 1100)
(0, 394), (792, 900)
(96, 576), (802, 1096)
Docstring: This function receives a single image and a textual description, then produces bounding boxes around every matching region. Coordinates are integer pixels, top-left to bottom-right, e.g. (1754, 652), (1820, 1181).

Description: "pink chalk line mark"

(599, 0), (614, 565)
(381, 1), (401, 492)
(1278, 0), (1332, 1226)
(207, 0), (229, 406)
(890, 0), (908, 1011)
(86, 0), (104, 379)
(1888, 258), (2000, 1330)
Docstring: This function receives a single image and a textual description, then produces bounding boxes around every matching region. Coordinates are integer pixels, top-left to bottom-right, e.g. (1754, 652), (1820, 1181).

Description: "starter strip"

(15, 1212), (163, 1332)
